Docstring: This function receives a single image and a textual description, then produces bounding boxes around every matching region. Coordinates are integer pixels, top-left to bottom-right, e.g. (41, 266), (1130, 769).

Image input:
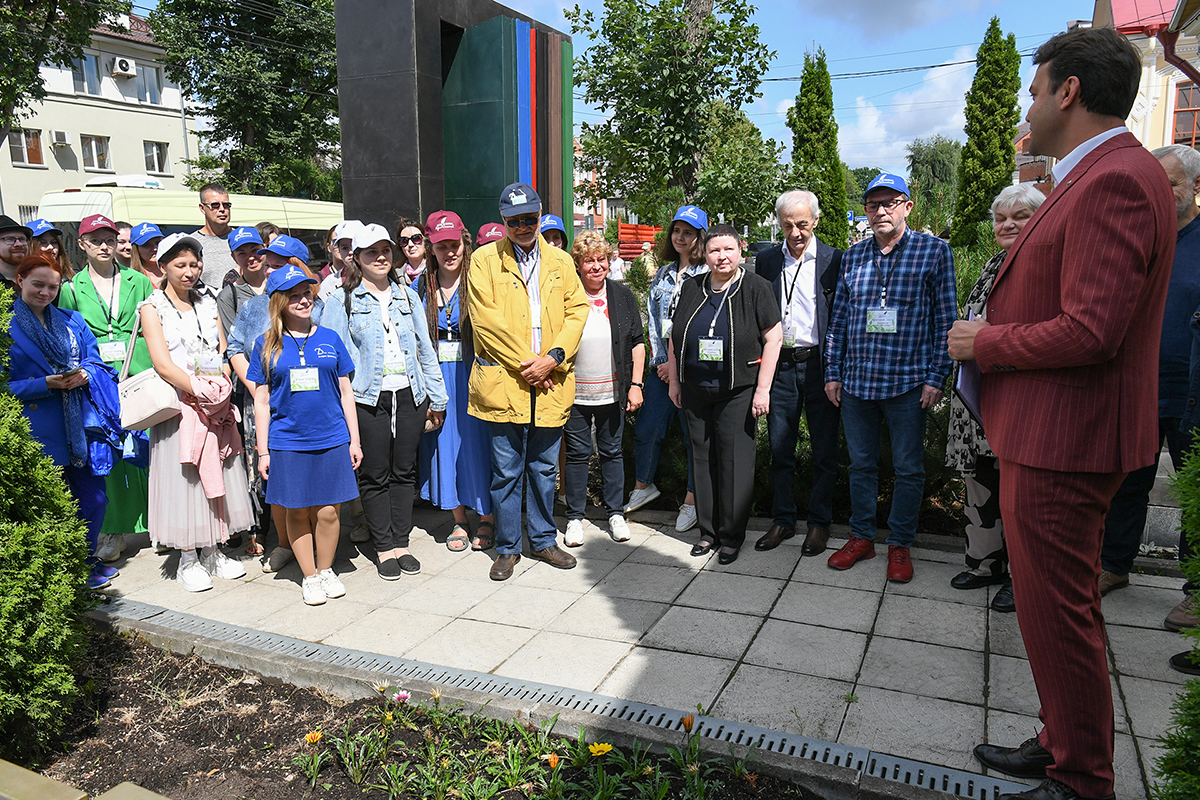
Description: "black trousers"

(563, 402), (625, 519)
(356, 388), (428, 552)
(682, 384), (756, 549)
(767, 356), (840, 530)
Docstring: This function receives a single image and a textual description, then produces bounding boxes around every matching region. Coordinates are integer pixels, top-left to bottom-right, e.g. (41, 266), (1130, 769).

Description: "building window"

(18, 206), (39, 225)
(1175, 82), (1200, 146)
(72, 54), (101, 95)
(81, 134), (110, 170)
(144, 141), (168, 173)
(136, 65), (162, 105)
(8, 129), (44, 166)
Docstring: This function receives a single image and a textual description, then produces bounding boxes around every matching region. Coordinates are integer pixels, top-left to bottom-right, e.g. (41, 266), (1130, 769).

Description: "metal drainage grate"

(105, 597), (1030, 799)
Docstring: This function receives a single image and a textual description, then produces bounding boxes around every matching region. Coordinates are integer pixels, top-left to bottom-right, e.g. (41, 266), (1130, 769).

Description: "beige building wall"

(1124, 32), (1200, 151)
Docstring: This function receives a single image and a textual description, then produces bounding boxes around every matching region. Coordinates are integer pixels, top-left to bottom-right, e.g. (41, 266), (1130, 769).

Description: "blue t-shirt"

(246, 325), (354, 451)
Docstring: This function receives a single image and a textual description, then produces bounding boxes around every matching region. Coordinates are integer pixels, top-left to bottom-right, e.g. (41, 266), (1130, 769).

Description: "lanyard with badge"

(287, 327), (319, 391)
(377, 290), (409, 377)
(95, 268), (128, 363)
(782, 255), (808, 347)
(437, 283), (463, 363)
(866, 239), (906, 335)
(699, 273), (735, 362)
(177, 300), (222, 376)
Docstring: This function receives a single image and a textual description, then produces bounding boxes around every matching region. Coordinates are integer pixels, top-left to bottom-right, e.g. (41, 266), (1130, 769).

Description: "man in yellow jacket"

(467, 182), (588, 581)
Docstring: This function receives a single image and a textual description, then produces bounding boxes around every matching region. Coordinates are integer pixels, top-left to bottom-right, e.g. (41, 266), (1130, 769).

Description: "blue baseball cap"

(540, 214), (566, 235)
(266, 263), (317, 295)
(863, 173), (910, 202)
(27, 219), (61, 238)
(130, 222), (164, 245)
(258, 234), (309, 264)
(499, 182), (541, 217)
(672, 205), (708, 231)
(227, 226), (263, 249)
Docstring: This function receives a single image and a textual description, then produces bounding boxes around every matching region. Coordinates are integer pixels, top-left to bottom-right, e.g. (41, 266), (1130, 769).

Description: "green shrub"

(0, 284), (93, 765)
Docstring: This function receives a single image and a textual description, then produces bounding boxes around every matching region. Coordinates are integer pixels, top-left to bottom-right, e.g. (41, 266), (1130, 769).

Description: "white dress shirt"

(780, 235), (819, 347)
(1051, 125), (1127, 185)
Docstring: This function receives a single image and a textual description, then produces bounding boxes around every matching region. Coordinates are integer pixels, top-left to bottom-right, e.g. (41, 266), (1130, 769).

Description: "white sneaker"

(176, 556), (213, 593)
(95, 534), (125, 562)
(563, 519), (585, 547)
(201, 546), (247, 580)
(262, 546), (295, 573)
(609, 514), (631, 542)
(675, 503), (698, 532)
(349, 524), (370, 543)
(319, 568), (346, 598)
(302, 574), (327, 605)
(624, 484), (661, 513)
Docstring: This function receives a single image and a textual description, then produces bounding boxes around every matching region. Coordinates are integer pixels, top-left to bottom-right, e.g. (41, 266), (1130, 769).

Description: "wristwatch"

(548, 347), (565, 366)
(631, 381), (644, 388)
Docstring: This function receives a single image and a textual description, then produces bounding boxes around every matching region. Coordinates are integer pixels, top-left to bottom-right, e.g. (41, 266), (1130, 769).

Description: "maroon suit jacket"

(974, 132), (1176, 474)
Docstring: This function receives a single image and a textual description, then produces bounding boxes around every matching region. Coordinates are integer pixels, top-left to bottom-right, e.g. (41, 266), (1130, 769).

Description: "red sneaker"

(887, 545), (913, 583)
(828, 537), (876, 570)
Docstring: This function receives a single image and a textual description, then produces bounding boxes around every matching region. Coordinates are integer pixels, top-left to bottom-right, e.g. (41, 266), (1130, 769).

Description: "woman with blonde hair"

(27, 219), (74, 278)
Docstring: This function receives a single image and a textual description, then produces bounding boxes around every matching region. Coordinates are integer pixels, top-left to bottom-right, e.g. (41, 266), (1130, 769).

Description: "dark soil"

(38, 626), (825, 800)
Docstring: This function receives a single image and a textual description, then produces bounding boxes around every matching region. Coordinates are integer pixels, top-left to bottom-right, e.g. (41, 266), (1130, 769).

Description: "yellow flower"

(681, 714), (694, 733)
(305, 731), (322, 745)
(431, 688), (443, 704)
(588, 742), (613, 757)
(384, 712), (394, 724)
(546, 753), (560, 769)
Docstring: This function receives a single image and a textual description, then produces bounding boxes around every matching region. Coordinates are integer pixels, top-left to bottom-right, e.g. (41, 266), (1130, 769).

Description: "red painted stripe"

(530, 29), (538, 192)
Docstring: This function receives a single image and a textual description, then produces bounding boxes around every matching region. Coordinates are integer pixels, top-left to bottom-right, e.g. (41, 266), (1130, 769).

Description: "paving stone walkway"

(103, 508), (1189, 800)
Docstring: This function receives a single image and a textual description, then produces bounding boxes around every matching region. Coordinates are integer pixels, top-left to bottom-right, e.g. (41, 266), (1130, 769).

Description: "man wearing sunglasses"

(192, 182), (239, 291)
(466, 182), (588, 581)
(0, 215), (33, 291)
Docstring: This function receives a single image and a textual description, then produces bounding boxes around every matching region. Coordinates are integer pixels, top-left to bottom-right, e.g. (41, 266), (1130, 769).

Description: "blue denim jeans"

(767, 358), (840, 530)
(841, 385), (926, 546)
(489, 421), (563, 555)
(632, 368), (695, 493)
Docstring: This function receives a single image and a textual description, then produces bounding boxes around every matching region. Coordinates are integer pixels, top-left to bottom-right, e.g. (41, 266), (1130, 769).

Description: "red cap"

(79, 214), (118, 236)
(476, 222), (505, 245)
(425, 210), (466, 244)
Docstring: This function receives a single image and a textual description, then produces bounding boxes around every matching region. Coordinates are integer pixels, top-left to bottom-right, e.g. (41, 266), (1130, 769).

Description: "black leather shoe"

(717, 547), (740, 565)
(755, 524), (794, 551)
(952, 570), (1009, 590)
(691, 537), (716, 557)
(801, 526), (830, 556)
(974, 736), (1054, 779)
(991, 581), (1015, 613)
(999, 778), (1114, 800)
(1169, 649), (1200, 676)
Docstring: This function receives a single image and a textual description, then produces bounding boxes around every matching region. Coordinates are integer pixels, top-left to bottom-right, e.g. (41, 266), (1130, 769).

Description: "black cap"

(0, 215), (32, 238)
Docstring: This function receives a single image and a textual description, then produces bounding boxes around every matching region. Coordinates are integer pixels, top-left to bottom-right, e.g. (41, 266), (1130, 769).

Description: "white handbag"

(117, 317), (180, 430)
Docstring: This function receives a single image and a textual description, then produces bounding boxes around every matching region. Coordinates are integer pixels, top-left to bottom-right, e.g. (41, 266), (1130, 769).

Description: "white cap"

(155, 232), (203, 265)
(333, 219), (364, 244)
(351, 222), (394, 251)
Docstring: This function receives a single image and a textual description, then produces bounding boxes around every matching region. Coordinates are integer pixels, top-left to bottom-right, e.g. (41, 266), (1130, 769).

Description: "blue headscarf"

(14, 298), (88, 467)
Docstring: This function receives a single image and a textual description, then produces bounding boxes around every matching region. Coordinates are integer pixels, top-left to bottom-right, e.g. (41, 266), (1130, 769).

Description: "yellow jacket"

(467, 236), (587, 426)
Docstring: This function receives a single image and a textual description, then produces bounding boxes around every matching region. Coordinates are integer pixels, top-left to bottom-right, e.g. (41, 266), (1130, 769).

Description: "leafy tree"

(566, 0), (775, 221)
(951, 17), (1022, 247)
(148, 0), (339, 195)
(843, 162), (862, 205)
(0, 0), (130, 146)
(786, 48), (849, 250)
(696, 106), (783, 232)
(906, 135), (962, 234)
(850, 165), (883, 193)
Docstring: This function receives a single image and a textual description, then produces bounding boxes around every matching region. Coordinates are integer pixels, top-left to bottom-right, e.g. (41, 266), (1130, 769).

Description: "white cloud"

(791, 0), (960, 39)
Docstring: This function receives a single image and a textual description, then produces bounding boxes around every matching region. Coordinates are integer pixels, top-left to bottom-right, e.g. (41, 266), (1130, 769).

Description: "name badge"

(698, 337), (724, 362)
(383, 350), (407, 376)
(194, 354), (222, 376)
(530, 300), (542, 329)
(866, 307), (898, 334)
(290, 366), (319, 392)
(661, 319), (673, 338)
(99, 339), (128, 363)
(783, 323), (797, 348)
(438, 340), (463, 362)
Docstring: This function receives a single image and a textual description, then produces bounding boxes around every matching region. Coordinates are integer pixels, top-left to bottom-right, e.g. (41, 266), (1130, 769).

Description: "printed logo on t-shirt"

(313, 343), (339, 359)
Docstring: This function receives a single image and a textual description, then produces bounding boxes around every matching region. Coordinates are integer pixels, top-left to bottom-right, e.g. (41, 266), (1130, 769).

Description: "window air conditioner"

(111, 57), (136, 78)
(50, 130), (71, 147)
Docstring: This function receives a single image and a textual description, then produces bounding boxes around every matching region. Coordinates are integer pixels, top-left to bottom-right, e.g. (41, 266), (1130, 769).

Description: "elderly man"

(467, 182), (588, 581)
(950, 27), (1176, 800)
(754, 190), (843, 556)
(825, 173), (957, 583)
(0, 215), (32, 290)
(191, 182), (239, 290)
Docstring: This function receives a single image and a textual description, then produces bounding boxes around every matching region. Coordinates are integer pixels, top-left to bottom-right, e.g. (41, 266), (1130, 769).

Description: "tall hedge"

(0, 284), (93, 764)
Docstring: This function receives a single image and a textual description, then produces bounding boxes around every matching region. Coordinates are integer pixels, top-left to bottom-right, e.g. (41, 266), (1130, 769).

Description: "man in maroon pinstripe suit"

(948, 27), (1176, 800)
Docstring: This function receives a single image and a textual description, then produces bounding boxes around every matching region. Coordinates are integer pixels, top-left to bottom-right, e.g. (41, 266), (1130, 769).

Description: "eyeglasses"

(504, 215), (540, 229)
(397, 234), (424, 247)
(864, 197), (907, 214)
(0, 236), (29, 246)
(203, 201), (233, 211)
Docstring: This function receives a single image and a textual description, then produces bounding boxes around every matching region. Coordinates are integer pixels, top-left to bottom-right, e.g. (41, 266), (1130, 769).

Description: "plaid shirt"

(825, 228), (957, 400)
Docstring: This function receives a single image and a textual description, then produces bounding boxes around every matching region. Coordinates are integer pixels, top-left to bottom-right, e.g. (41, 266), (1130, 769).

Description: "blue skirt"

(266, 445), (360, 509)
(419, 357), (493, 515)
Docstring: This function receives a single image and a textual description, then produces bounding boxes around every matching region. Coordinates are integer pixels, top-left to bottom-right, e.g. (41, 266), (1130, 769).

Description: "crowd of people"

(2, 25), (1200, 800)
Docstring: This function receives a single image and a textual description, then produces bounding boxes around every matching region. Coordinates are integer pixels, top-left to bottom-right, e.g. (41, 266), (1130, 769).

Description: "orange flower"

(546, 753), (560, 769)
(305, 731), (322, 745)
(681, 714), (694, 733)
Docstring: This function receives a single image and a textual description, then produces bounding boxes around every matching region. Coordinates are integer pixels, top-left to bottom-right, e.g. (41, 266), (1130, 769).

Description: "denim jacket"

(322, 281), (447, 411)
(227, 293), (324, 358)
(646, 261), (709, 366)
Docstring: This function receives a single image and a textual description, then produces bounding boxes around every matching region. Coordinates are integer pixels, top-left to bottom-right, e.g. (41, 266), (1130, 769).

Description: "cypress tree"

(951, 17), (1022, 247)
(787, 48), (849, 250)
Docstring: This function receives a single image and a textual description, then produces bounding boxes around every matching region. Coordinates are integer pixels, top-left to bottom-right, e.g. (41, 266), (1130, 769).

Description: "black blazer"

(598, 278), (645, 404)
(754, 237), (843, 351)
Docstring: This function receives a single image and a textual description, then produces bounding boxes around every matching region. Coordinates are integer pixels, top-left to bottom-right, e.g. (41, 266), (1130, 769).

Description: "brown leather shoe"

(1098, 570), (1129, 596)
(1164, 595), (1199, 631)
(489, 553), (521, 581)
(754, 523), (795, 552)
(531, 544), (577, 570)
(801, 526), (830, 556)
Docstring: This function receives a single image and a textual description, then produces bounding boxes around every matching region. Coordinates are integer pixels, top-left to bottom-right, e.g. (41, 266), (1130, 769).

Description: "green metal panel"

(443, 15), (518, 235)
(561, 40), (574, 240)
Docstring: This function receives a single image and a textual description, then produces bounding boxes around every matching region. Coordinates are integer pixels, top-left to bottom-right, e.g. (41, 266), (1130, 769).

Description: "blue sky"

(503, 0), (1098, 175)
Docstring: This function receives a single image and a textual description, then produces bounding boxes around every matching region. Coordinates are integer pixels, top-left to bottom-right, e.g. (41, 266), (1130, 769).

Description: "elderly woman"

(561, 231), (645, 546)
(945, 183), (1045, 613)
(668, 224), (782, 564)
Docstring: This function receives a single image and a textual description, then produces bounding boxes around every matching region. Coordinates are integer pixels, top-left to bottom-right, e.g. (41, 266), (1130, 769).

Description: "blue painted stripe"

(515, 19), (532, 185)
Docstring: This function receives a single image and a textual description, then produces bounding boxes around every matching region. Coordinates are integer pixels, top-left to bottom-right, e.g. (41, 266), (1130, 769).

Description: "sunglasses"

(203, 201), (233, 211)
(397, 234), (424, 247)
(504, 215), (540, 229)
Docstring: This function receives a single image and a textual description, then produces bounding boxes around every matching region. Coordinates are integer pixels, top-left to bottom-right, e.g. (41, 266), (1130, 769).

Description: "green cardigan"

(59, 267), (156, 376)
